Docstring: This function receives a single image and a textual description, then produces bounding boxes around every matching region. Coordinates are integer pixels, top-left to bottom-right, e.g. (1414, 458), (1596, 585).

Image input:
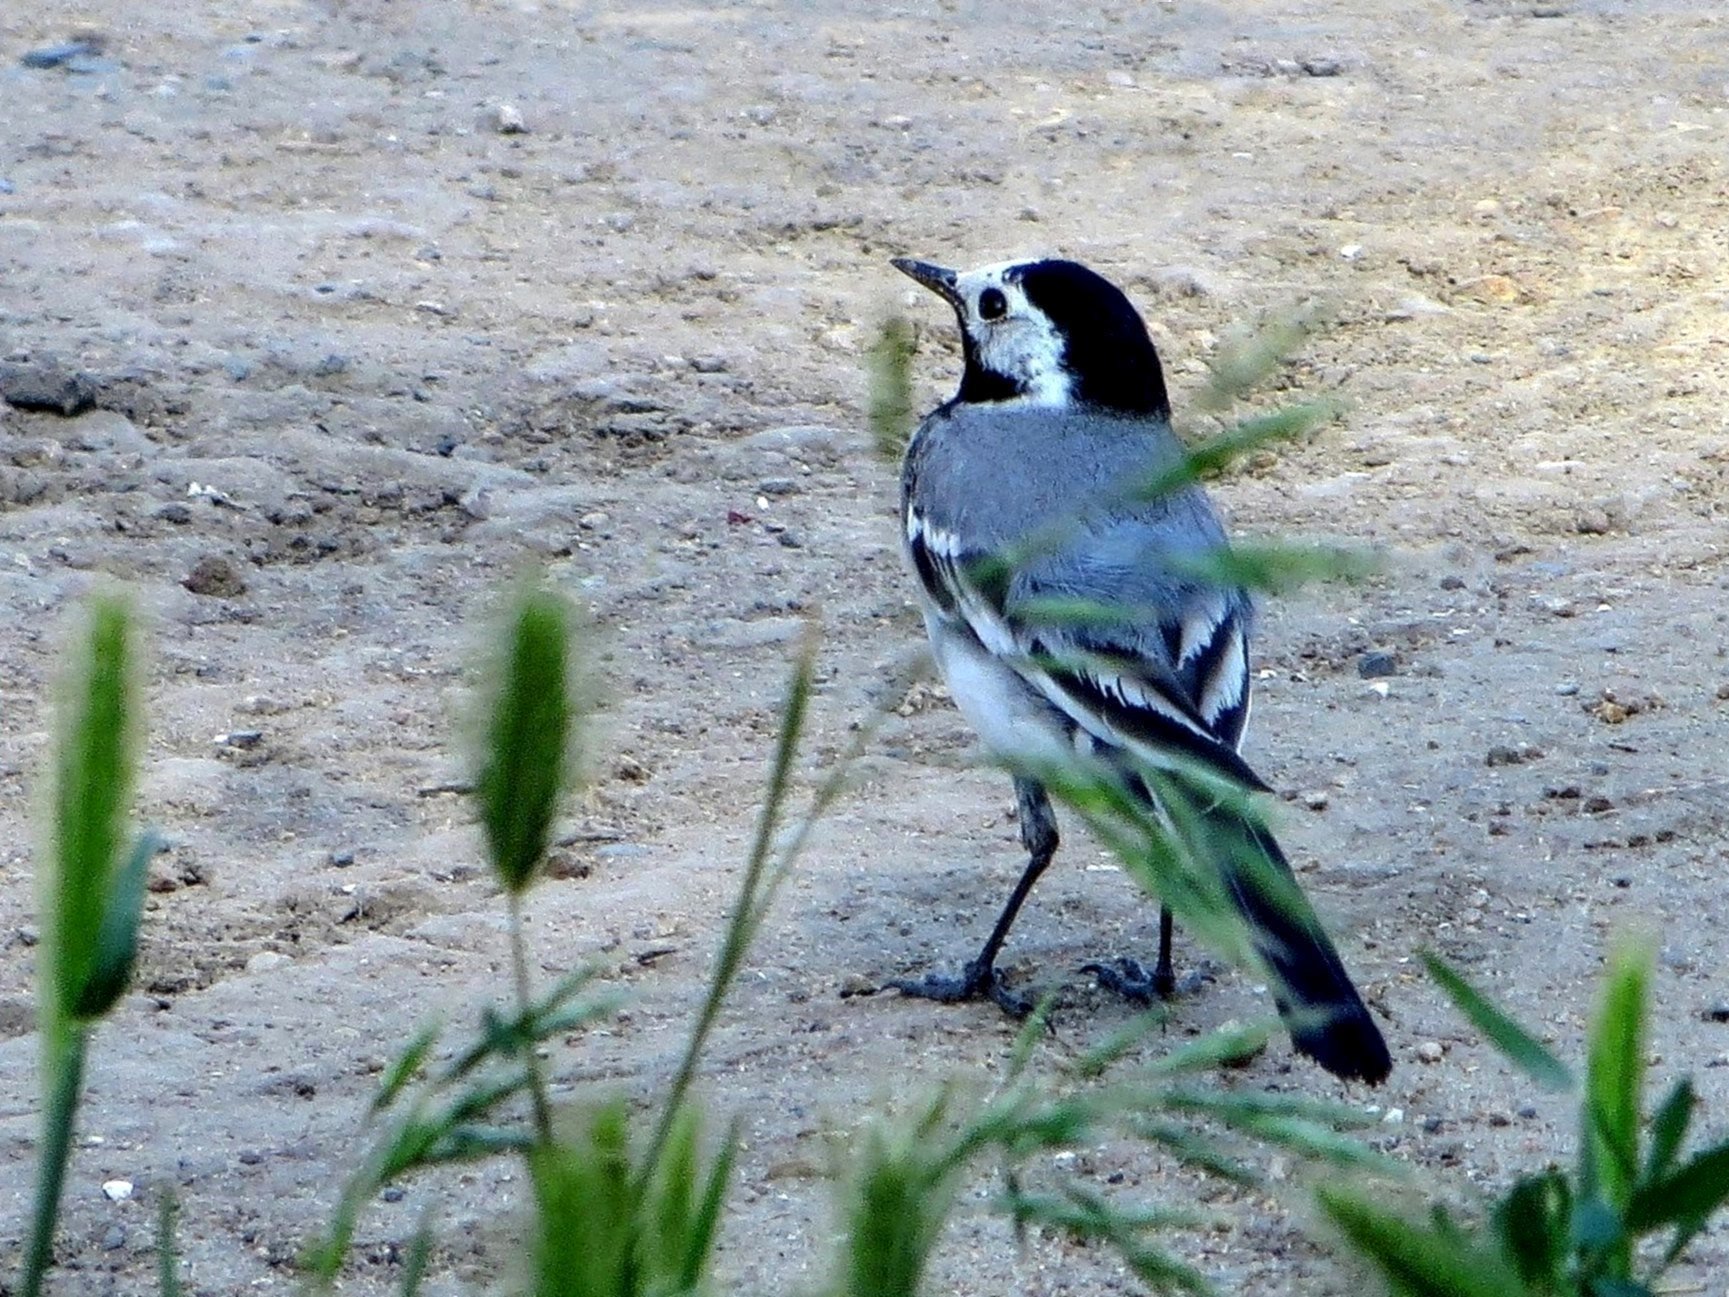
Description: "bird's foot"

(890, 960), (1034, 1018)
(1082, 957), (1207, 1003)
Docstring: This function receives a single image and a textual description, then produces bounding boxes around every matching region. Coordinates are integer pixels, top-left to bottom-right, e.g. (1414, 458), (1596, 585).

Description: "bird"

(888, 254), (1391, 1085)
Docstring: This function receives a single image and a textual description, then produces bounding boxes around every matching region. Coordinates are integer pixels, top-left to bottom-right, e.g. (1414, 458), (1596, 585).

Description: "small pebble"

(1380, 1107), (1404, 1124)
(245, 951), (291, 974)
(1298, 789), (1330, 812)
(1421, 1115), (1444, 1134)
(1300, 56), (1342, 77)
(101, 1224), (126, 1251)
(101, 1178), (134, 1201)
(183, 555), (247, 598)
(1487, 1110), (1512, 1128)
(487, 102), (527, 134)
(1358, 649), (1399, 678)
(1555, 681), (1580, 696)
(328, 849), (356, 868)
(1485, 743), (1543, 767)
(20, 40), (104, 70)
(381, 1185), (406, 1203)
(838, 973), (877, 999)
(0, 362), (97, 415)
(1417, 1040), (1445, 1064)
(1517, 1104), (1539, 1119)
(1704, 1002), (1729, 1024)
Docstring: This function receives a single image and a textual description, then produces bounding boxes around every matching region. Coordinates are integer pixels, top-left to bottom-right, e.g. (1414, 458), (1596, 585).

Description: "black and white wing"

(904, 493), (1259, 789)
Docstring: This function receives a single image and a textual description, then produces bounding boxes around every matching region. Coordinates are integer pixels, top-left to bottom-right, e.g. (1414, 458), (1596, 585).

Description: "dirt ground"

(2, 0), (1728, 1292)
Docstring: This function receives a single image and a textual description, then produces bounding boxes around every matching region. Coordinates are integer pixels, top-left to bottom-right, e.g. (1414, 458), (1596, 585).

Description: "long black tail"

(1205, 805), (1391, 1084)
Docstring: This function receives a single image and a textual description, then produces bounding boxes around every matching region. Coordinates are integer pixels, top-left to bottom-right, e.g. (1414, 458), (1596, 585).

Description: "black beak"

(891, 257), (962, 307)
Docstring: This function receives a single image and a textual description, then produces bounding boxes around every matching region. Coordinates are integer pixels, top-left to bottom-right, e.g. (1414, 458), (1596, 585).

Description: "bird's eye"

(977, 287), (1007, 320)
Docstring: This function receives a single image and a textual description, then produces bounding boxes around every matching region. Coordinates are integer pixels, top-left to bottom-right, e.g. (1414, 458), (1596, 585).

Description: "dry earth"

(3, 1), (1729, 1293)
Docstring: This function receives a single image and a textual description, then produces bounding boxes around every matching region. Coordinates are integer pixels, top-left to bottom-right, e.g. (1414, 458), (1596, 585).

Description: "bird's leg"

(891, 777), (1057, 1018)
(1083, 905), (1191, 1002)
(1154, 904), (1176, 996)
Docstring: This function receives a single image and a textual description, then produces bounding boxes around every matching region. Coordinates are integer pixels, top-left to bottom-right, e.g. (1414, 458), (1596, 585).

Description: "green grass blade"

(1119, 1246), (1214, 1296)
(535, 993), (627, 1040)
(1139, 1020), (1275, 1077)
(427, 1123), (538, 1163)
(27, 597), (142, 1297)
(1165, 541), (1379, 594)
(1132, 403), (1335, 503)
(639, 629), (817, 1188)
(1421, 951), (1573, 1092)
(71, 829), (159, 1020)
(1492, 1170), (1571, 1290)
(838, 1119), (957, 1297)
(1643, 1079), (1695, 1183)
(529, 1111), (635, 1297)
(1005, 1186), (1207, 1239)
(525, 965), (607, 1021)
(21, 1031), (87, 1297)
(677, 1118), (739, 1290)
(1006, 1185), (1213, 1296)
(1072, 1009), (1171, 1079)
(1191, 314), (1317, 413)
(1160, 1087), (1382, 1134)
(1006, 991), (1058, 1080)
(648, 1103), (699, 1284)
(1582, 942), (1649, 1214)
(1316, 1189), (1527, 1297)
(372, 1024), (441, 1115)
(397, 1214), (433, 1297)
(47, 595), (138, 1030)
(156, 1187), (184, 1297)
(869, 315), (917, 462)
(1121, 1116), (1257, 1187)
(1627, 1139), (1729, 1233)
(1217, 1112), (1390, 1173)
(476, 589), (576, 895)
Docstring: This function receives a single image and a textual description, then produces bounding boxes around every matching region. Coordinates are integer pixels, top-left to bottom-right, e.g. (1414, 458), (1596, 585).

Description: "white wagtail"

(889, 255), (1391, 1085)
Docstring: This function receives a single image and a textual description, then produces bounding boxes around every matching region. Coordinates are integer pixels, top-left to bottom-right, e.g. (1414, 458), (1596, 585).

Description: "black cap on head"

(1013, 260), (1170, 420)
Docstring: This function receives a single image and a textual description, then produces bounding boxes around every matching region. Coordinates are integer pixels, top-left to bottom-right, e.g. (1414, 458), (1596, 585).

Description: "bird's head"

(892, 256), (1170, 420)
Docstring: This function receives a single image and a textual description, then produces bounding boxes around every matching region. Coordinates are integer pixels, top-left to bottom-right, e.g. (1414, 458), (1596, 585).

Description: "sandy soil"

(3, 1), (1729, 1292)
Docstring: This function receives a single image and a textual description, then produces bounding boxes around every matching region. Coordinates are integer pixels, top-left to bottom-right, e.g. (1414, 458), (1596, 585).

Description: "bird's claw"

(1082, 956), (1183, 1002)
(890, 960), (1035, 1018)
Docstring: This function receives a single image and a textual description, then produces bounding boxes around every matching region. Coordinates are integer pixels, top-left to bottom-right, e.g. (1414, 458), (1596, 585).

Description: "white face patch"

(953, 263), (1071, 406)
